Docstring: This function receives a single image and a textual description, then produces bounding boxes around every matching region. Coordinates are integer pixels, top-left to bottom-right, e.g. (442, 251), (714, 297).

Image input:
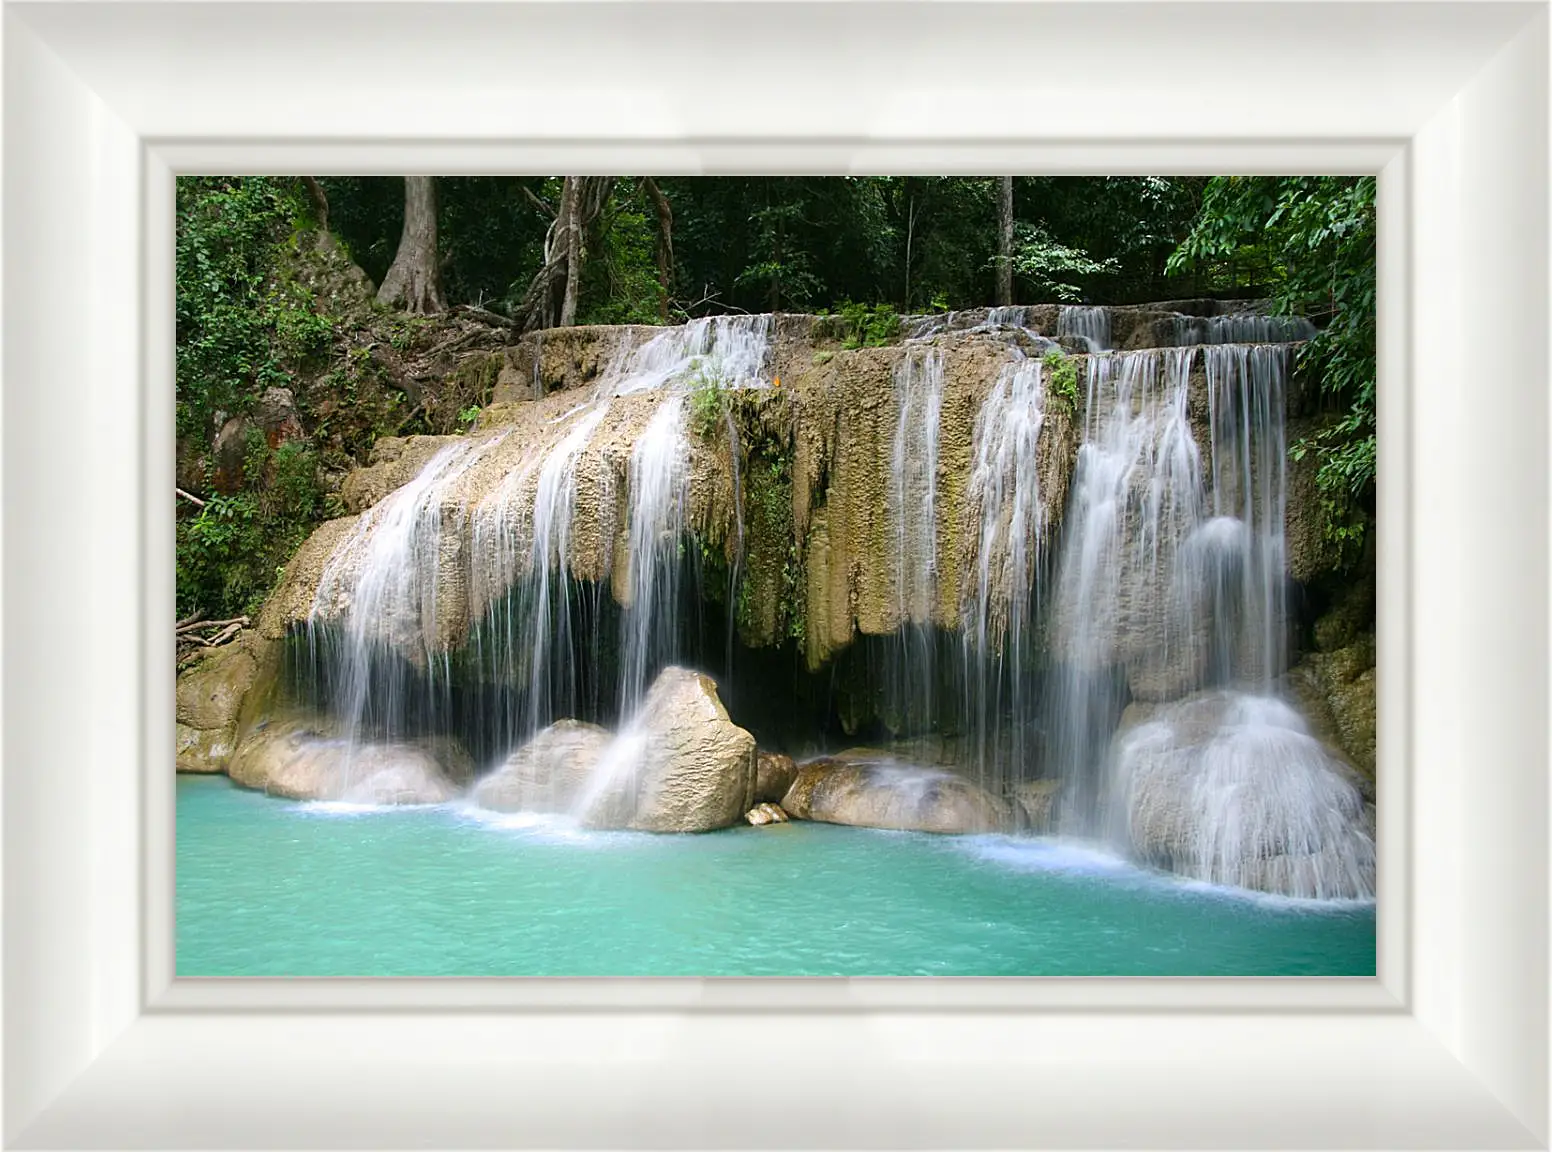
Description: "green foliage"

(176, 177), (324, 443)
(836, 301), (900, 349)
(580, 182), (667, 325)
(1043, 348), (1079, 409)
(686, 359), (731, 439)
(176, 438), (323, 619)
(1010, 224), (1119, 303)
(176, 177), (337, 619)
(1171, 176), (1376, 560)
(458, 405), (482, 429)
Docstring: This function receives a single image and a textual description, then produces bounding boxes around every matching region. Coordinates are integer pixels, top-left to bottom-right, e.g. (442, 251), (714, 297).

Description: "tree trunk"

(558, 178), (584, 327)
(301, 177), (330, 230)
(511, 177), (616, 333)
(996, 176), (1014, 307)
(377, 176), (446, 315)
(643, 178), (675, 323)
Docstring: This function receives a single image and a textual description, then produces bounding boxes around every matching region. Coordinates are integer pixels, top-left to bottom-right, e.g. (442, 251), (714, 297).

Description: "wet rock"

(623, 667), (758, 833)
(576, 667), (757, 833)
(754, 750), (799, 804)
(473, 719), (611, 813)
(781, 752), (1010, 834)
(176, 722), (235, 774)
(228, 720), (460, 804)
(745, 802), (790, 826)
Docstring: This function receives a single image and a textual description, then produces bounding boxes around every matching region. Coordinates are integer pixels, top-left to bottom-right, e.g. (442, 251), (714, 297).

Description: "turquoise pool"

(176, 774), (1377, 977)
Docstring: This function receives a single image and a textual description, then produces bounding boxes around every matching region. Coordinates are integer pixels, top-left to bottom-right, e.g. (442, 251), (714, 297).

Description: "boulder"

(211, 415), (252, 493)
(745, 802), (790, 826)
(781, 753), (1011, 834)
(175, 635), (275, 774)
(578, 666), (758, 833)
(473, 720), (611, 813)
(754, 750), (799, 804)
(1112, 690), (1375, 899)
(227, 719), (460, 804)
(176, 722), (235, 774)
(176, 637), (264, 732)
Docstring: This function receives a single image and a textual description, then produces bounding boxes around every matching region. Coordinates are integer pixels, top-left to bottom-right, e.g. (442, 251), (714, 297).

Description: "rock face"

(754, 751), (799, 805)
(781, 752), (1011, 834)
(260, 310), (1344, 685)
(175, 636), (273, 773)
(472, 720), (611, 813)
(227, 720), (461, 804)
(1111, 690), (1376, 899)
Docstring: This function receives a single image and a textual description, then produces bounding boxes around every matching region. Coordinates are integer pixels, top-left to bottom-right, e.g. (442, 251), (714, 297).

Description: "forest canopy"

(174, 175), (1376, 621)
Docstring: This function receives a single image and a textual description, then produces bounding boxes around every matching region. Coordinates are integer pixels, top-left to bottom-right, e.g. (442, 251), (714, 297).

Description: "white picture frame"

(3, 0), (1546, 1145)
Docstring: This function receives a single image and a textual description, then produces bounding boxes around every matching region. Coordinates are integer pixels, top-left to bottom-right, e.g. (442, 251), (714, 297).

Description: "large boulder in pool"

(579, 666), (758, 833)
(781, 752), (1012, 834)
(228, 720), (461, 805)
(1112, 690), (1376, 899)
(473, 719), (611, 813)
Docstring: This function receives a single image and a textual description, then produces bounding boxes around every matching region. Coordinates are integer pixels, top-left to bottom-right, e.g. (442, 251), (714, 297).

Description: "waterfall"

(1172, 313), (1316, 346)
(619, 395), (688, 714)
(304, 314), (772, 761)
(1202, 343), (1290, 686)
(961, 353), (1048, 793)
(1058, 305), (1111, 352)
(887, 345), (945, 736)
(1040, 339), (1373, 898)
(1043, 348), (1202, 825)
(471, 403), (610, 755)
(1115, 692), (1376, 899)
(308, 432), (507, 770)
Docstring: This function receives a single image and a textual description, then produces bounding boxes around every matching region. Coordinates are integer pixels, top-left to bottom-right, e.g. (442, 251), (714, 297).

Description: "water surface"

(177, 775), (1376, 977)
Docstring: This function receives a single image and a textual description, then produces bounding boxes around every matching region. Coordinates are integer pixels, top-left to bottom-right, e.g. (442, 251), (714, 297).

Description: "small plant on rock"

(1043, 347), (1080, 410)
(686, 358), (731, 439)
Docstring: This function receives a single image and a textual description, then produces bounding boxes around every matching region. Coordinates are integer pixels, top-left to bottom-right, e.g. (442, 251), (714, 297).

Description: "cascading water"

(1042, 339), (1374, 898)
(961, 353), (1048, 794)
(985, 305), (1030, 329)
(1043, 348), (1203, 824)
(304, 314), (773, 767)
(283, 295), (1369, 898)
(1201, 343), (1290, 685)
(887, 345), (945, 738)
(471, 403), (610, 755)
(1058, 305), (1112, 352)
(306, 433), (507, 788)
(1173, 313), (1316, 346)
(619, 394), (689, 714)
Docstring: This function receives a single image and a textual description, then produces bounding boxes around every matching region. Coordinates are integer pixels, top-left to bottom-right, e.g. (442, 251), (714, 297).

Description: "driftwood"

(176, 615), (248, 636)
(176, 488), (206, 508)
(175, 615), (250, 667)
(454, 303), (515, 329)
